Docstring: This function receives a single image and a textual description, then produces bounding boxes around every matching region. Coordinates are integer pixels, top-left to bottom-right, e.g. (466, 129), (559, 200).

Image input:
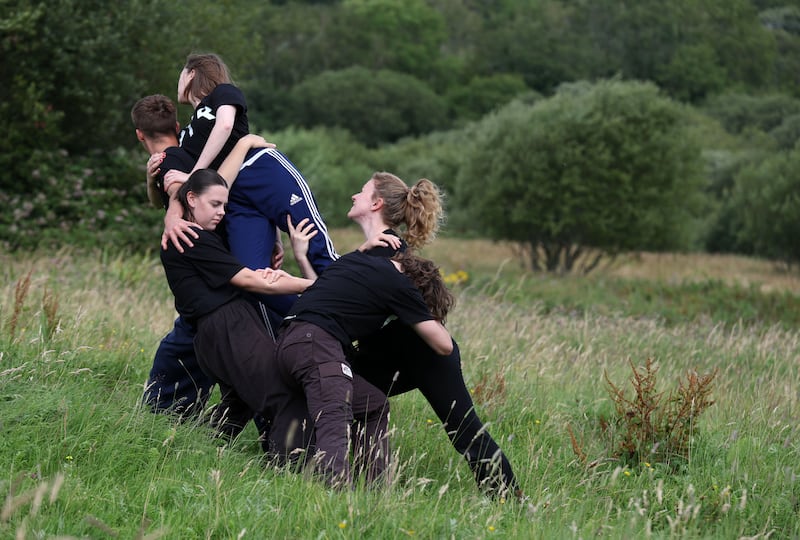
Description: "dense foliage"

(456, 81), (704, 272)
(3, 0), (800, 268)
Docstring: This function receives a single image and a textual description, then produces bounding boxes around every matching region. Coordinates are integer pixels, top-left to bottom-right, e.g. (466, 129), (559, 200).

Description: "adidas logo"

(289, 193), (303, 206)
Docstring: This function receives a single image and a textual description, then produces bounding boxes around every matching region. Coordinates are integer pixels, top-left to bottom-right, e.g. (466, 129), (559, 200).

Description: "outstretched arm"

(230, 267), (314, 296)
(216, 134), (275, 187)
(412, 319), (453, 356)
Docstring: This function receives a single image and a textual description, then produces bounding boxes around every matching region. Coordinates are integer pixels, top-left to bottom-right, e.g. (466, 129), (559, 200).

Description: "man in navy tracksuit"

(131, 94), (338, 415)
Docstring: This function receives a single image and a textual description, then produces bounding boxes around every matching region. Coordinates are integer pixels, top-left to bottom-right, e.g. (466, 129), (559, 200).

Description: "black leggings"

(350, 321), (519, 496)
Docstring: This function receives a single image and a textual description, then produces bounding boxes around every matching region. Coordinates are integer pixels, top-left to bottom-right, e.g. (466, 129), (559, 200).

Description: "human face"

(347, 179), (378, 221)
(188, 185), (228, 230)
(177, 67), (194, 105)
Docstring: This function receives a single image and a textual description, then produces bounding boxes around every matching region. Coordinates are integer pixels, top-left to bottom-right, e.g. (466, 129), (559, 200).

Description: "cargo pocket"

(318, 362), (354, 406)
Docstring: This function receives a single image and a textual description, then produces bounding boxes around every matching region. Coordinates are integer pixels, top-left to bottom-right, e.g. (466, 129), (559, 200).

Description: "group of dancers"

(130, 52), (521, 499)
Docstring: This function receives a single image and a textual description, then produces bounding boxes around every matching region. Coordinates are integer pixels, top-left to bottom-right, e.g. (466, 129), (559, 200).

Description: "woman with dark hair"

(158, 168), (314, 446)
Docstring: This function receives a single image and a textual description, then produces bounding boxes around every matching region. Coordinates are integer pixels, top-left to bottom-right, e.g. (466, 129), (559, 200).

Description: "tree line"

(2, 0), (799, 270)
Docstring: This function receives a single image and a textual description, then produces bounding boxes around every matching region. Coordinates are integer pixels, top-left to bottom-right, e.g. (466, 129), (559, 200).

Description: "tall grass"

(1, 237), (798, 538)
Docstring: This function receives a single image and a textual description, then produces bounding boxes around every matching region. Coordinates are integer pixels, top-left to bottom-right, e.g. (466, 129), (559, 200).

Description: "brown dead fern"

(601, 358), (716, 466)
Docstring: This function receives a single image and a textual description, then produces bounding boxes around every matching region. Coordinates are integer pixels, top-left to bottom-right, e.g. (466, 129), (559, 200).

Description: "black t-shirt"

(178, 84), (249, 170)
(153, 146), (197, 209)
(286, 250), (434, 348)
(160, 227), (244, 322)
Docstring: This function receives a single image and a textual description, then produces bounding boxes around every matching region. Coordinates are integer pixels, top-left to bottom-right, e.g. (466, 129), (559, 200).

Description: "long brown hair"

(395, 251), (455, 322)
(371, 172), (444, 250)
(181, 53), (233, 103)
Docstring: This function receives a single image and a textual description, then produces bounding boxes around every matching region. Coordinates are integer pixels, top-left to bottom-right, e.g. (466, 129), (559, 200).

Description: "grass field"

(1, 230), (798, 538)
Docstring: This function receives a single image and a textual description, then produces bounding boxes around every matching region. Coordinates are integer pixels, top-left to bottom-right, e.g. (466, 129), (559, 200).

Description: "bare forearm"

(231, 268), (313, 295)
(217, 134), (276, 186)
(413, 319), (453, 355)
(217, 138), (250, 185)
(164, 192), (183, 224)
(294, 254), (318, 281)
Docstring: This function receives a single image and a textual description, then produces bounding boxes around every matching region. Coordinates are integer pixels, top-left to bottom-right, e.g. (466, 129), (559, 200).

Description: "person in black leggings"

(337, 171), (522, 499)
(352, 319), (519, 498)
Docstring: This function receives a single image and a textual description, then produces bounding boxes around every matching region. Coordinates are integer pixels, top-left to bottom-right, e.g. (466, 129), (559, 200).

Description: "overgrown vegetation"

(571, 359), (717, 467)
(2, 243), (798, 538)
(457, 80), (704, 273)
(4, 1), (800, 269)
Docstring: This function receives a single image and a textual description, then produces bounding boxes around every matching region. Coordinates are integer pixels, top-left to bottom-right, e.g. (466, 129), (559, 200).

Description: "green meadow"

(1, 232), (798, 539)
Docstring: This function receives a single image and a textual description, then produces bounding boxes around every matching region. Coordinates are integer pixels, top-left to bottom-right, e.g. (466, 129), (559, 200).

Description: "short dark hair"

(131, 94), (178, 137)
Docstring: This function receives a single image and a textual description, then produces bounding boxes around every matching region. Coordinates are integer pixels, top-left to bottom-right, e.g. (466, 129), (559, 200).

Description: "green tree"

(456, 80), (704, 273)
(475, 0), (594, 92)
(0, 0), (184, 155)
(339, 0), (448, 83)
(573, 0), (776, 102)
(703, 92), (800, 134)
(759, 6), (800, 96)
(445, 74), (531, 121)
(731, 148), (800, 267)
(657, 43), (727, 102)
(288, 67), (449, 146)
(0, 3), (62, 192)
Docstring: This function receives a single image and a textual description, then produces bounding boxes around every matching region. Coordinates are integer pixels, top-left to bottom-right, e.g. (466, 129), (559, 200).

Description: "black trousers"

(276, 321), (390, 485)
(194, 300), (310, 460)
(351, 320), (519, 496)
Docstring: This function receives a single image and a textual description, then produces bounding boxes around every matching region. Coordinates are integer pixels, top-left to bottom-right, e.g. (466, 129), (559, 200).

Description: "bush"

(288, 67), (450, 146)
(768, 113), (800, 150)
(368, 129), (472, 232)
(445, 74), (532, 121)
(730, 148), (800, 267)
(0, 148), (162, 253)
(456, 79), (705, 273)
(702, 92), (800, 134)
(569, 358), (716, 468)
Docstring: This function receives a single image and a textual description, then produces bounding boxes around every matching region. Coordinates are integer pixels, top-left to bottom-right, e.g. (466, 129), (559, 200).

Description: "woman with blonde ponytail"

(368, 172), (443, 250)
(343, 172), (523, 500)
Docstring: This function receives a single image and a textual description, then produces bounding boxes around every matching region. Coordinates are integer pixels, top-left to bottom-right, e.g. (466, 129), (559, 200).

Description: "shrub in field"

(0, 148), (162, 253)
(288, 67), (449, 146)
(605, 359), (716, 466)
(570, 359), (716, 468)
(457, 79), (705, 274)
(729, 147), (800, 269)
